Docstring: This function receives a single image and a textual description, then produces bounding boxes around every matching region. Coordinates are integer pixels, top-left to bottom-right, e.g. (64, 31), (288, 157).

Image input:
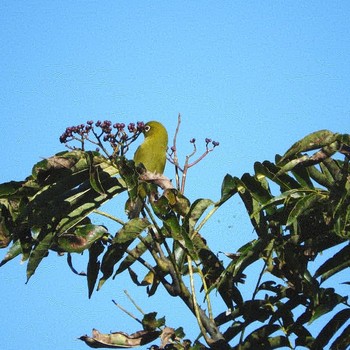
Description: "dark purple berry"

(128, 123), (136, 132)
(137, 121), (144, 131)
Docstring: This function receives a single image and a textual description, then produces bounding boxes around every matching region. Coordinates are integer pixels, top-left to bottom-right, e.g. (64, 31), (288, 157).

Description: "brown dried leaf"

(79, 328), (160, 348)
(139, 171), (174, 190)
(160, 327), (176, 348)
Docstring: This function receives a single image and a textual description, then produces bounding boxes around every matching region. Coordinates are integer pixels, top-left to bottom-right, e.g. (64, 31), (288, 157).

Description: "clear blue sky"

(1, 2), (349, 350)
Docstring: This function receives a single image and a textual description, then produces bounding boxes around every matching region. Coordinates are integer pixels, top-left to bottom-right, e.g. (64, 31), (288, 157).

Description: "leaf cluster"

(0, 129), (350, 349)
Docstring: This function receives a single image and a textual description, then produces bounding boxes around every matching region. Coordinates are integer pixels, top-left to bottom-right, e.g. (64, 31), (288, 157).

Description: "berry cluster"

(190, 137), (219, 148)
(59, 120), (145, 157)
(205, 138), (220, 148)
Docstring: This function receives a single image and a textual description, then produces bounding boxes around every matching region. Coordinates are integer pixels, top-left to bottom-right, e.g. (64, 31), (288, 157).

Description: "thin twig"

(123, 245), (155, 274)
(93, 209), (125, 225)
(196, 265), (214, 321)
(124, 290), (146, 316)
(91, 128), (111, 157)
(180, 143), (197, 193)
(187, 148), (213, 168)
(112, 299), (143, 325)
(193, 204), (220, 238)
(143, 204), (171, 258)
(172, 114), (182, 190)
(187, 255), (211, 344)
(252, 242), (273, 300)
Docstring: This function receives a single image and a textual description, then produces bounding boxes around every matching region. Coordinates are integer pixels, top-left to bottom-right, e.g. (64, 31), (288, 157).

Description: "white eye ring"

(144, 125), (151, 132)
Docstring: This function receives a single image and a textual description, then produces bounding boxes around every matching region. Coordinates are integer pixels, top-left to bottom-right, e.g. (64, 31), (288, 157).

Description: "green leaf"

(163, 189), (191, 216)
(67, 252), (86, 276)
(86, 151), (106, 194)
(241, 172), (272, 205)
(279, 130), (338, 163)
(308, 164), (334, 188)
(87, 241), (105, 298)
(0, 240), (22, 266)
(194, 234), (226, 294)
(178, 199), (213, 260)
(26, 231), (55, 282)
(315, 244), (350, 282)
(219, 174), (238, 204)
(31, 150), (82, 180)
(330, 324), (350, 350)
(0, 214), (11, 248)
(1, 194), (29, 224)
(0, 150), (125, 273)
(310, 288), (346, 324)
(276, 155), (311, 175)
(185, 198), (214, 230)
(115, 156), (139, 200)
(258, 188), (314, 215)
(314, 308), (350, 348)
(320, 158), (342, 183)
(0, 180), (25, 197)
(286, 193), (321, 227)
(233, 176), (263, 234)
(239, 172), (275, 234)
(57, 224), (108, 253)
(174, 326), (185, 339)
(46, 171), (123, 234)
(98, 218), (150, 289)
(229, 238), (272, 278)
(255, 161), (302, 191)
(242, 324), (289, 349)
(150, 191), (191, 242)
(142, 312), (165, 331)
(269, 298), (298, 330)
(290, 166), (315, 189)
(30, 150), (123, 225)
(162, 213), (182, 240)
(19, 226), (37, 263)
(98, 244), (123, 290)
(115, 234), (154, 276)
(113, 218), (150, 244)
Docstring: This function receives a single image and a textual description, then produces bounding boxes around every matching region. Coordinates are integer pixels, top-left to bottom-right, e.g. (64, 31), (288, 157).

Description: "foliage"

(1, 123), (350, 349)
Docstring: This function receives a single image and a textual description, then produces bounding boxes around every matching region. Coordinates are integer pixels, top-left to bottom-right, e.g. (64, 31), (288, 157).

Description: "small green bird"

(133, 121), (168, 174)
(128, 121), (168, 218)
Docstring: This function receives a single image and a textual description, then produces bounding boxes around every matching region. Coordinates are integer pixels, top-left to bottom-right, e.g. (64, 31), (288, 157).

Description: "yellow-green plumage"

(133, 121), (168, 174)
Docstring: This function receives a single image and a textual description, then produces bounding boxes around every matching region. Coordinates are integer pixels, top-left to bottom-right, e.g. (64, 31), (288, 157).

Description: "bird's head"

(142, 121), (168, 144)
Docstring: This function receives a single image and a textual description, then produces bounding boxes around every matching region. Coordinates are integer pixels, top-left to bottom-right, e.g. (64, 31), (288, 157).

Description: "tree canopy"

(1, 120), (350, 350)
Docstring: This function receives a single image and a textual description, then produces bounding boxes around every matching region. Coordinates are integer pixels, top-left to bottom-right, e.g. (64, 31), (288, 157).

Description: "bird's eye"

(144, 125), (151, 132)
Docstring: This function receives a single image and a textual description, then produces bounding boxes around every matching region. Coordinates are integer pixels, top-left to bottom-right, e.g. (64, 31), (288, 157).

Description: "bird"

(133, 121), (168, 174)
(128, 121), (168, 218)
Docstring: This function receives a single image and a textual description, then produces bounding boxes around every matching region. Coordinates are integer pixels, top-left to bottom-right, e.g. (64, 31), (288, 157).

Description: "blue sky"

(1, 2), (350, 349)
